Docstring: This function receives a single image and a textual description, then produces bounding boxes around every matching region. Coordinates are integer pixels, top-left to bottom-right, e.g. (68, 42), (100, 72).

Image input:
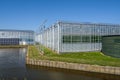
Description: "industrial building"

(0, 29), (34, 45)
(37, 21), (120, 54)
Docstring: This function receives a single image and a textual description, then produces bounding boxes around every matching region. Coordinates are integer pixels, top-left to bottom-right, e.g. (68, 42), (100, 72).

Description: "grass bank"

(28, 45), (120, 67)
(0, 45), (28, 48)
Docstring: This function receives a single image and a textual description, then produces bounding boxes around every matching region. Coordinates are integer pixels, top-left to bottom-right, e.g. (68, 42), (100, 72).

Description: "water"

(0, 48), (119, 80)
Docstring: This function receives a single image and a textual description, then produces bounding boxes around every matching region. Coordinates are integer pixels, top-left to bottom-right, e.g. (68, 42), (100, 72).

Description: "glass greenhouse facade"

(37, 21), (120, 53)
(0, 29), (34, 45)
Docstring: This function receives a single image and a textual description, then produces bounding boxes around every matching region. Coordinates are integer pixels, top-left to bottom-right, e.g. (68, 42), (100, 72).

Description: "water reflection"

(26, 66), (101, 80)
(0, 48), (119, 80)
(0, 48), (27, 80)
(26, 65), (120, 80)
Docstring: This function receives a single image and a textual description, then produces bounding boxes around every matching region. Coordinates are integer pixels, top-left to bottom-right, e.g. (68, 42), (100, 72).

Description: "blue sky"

(0, 0), (120, 31)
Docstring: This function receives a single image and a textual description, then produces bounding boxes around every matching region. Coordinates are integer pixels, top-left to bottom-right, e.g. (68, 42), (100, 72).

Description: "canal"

(0, 48), (119, 80)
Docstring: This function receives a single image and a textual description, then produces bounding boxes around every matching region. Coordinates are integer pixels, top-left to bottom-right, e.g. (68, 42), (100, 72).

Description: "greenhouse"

(0, 29), (34, 45)
(37, 21), (120, 53)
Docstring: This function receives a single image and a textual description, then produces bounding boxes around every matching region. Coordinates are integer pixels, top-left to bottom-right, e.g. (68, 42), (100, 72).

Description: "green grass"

(28, 45), (120, 67)
(0, 45), (28, 48)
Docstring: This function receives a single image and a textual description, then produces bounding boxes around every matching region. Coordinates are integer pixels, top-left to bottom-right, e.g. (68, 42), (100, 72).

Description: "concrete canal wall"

(26, 46), (120, 75)
(26, 54), (120, 75)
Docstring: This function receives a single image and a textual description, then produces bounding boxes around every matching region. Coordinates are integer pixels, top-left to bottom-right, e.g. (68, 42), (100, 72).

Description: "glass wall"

(37, 21), (120, 53)
(0, 30), (34, 45)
